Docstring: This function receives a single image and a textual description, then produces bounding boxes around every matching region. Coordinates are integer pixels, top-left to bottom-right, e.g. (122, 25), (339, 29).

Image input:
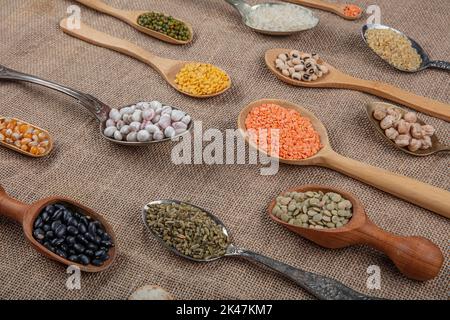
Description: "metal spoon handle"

(0, 64), (109, 122)
(225, 0), (251, 16)
(235, 249), (377, 300)
(428, 60), (450, 71)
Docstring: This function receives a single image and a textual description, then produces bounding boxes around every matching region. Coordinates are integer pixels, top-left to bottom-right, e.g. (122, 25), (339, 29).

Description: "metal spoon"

(225, 0), (318, 35)
(142, 200), (379, 300)
(0, 65), (193, 146)
(362, 24), (450, 72)
(366, 102), (450, 156)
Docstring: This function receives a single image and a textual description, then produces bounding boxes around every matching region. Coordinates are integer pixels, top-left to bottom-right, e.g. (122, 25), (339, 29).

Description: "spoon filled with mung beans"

(362, 24), (450, 72)
(75, 0), (193, 45)
(0, 65), (192, 146)
(268, 185), (444, 281)
(142, 200), (379, 300)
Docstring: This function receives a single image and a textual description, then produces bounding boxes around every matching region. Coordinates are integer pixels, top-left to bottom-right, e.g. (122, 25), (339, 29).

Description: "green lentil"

(273, 191), (353, 230)
(137, 12), (191, 41)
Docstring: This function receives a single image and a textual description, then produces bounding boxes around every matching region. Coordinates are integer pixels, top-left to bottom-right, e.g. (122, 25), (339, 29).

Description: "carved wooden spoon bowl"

(0, 185), (117, 272)
(268, 185), (444, 281)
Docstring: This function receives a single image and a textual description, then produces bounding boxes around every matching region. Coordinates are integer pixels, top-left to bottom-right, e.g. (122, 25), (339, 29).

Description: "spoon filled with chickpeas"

(0, 65), (192, 146)
(265, 48), (450, 122)
(367, 102), (450, 156)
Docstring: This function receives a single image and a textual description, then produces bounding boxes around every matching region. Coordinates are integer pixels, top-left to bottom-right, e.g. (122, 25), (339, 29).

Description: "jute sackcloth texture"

(0, 0), (448, 300)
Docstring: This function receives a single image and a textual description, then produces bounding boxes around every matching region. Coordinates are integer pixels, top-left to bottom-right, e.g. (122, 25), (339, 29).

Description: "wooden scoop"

(265, 49), (450, 122)
(0, 185), (116, 272)
(283, 0), (363, 20)
(238, 99), (450, 219)
(268, 185), (444, 281)
(60, 19), (230, 99)
(75, 0), (193, 45)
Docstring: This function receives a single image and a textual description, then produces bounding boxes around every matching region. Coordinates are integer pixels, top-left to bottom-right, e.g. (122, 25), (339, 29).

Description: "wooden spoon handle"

(75, 0), (125, 19)
(283, 0), (348, 17)
(346, 78), (450, 121)
(356, 221), (443, 281)
(0, 185), (28, 223)
(59, 18), (173, 74)
(321, 152), (450, 219)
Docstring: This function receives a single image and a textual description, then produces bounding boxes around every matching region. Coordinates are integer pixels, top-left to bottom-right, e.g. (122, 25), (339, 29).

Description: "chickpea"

(395, 134), (411, 147)
(396, 119), (411, 134)
(403, 112), (417, 123)
(420, 136), (432, 150)
(421, 125), (436, 137)
(410, 123), (424, 139)
(373, 108), (387, 121)
(408, 139), (422, 152)
(385, 127), (399, 140)
(380, 115), (396, 129)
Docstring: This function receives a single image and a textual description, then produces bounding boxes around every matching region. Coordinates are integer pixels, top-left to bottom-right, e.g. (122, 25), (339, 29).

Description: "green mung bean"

(146, 202), (229, 260)
(137, 12), (191, 41)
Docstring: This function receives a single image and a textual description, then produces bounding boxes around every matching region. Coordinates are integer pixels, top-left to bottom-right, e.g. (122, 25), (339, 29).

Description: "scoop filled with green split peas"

(142, 200), (378, 300)
(75, 0), (193, 44)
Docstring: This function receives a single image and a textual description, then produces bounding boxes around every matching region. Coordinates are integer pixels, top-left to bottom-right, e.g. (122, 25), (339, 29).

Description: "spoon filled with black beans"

(0, 185), (116, 272)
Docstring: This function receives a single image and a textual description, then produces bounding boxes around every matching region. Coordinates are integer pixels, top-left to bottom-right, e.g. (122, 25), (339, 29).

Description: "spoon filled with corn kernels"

(0, 117), (53, 157)
(0, 65), (192, 146)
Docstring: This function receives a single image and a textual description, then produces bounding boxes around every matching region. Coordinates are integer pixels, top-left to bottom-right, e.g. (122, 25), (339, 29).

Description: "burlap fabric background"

(0, 0), (448, 300)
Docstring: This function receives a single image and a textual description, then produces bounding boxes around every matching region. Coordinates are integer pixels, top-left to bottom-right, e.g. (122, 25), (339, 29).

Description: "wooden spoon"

(60, 19), (230, 99)
(265, 49), (450, 122)
(0, 116), (53, 158)
(283, 0), (363, 20)
(74, 0), (193, 45)
(268, 185), (444, 281)
(0, 185), (117, 272)
(367, 102), (450, 156)
(238, 99), (450, 219)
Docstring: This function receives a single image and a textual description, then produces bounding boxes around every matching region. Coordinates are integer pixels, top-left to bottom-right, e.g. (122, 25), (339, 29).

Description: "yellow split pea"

(175, 63), (230, 96)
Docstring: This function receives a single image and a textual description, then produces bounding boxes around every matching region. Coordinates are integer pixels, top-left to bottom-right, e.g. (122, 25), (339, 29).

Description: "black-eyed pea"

(320, 65), (329, 74)
(278, 53), (288, 61)
(292, 58), (302, 65)
(287, 60), (294, 67)
(289, 50), (300, 59)
(294, 64), (304, 72)
(292, 72), (302, 80)
(275, 58), (284, 65)
(282, 69), (290, 77)
(288, 67), (295, 75)
(311, 74), (318, 81)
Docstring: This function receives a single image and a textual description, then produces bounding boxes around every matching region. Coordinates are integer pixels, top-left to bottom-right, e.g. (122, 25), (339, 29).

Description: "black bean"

(42, 224), (51, 232)
(94, 235), (102, 244)
(88, 222), (97, 236)
(74, 212), (83, 220)
(85, 249), (94, 257)
(100, 254), (110, 262)
(41, 211), (50, 222)
(96, 228), (104, 237)
(33, 228), (45, 240)
(67, 226), (79, 236)
(78, 223), (87, 234)
(94, 250), (106, 258)
(34, 217), (43, 229)
(60, 244), (68, 252)
(102, 233), (111, 242)
(63, 209), (72, 222)
(78, 254), (90, 265)
(85, 233), (95, 243)
(67, 217), (78, 228)
(51, 238), (65, 246)
(80, 216), (89, 226)
(76, 235), (89, 246)
(68, 249), (76, 256)
(45, 205), (56, 215)
(87, 243), (98, 251)
(56, 249), (67, 259)
(45, 230), (55, 239)
(66, 236), (76, 246)
(51, 220), (62, 231)
(55, 224), (67, 238)
(54, 204), (65, 210)
(101, 240), (113, 248)
(74, 243), (85, 253)
(44, 242), (54, 252)
(52, 209), (64, 221)
(68, 255), (79, 262)
(91, 259), (104, 266)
